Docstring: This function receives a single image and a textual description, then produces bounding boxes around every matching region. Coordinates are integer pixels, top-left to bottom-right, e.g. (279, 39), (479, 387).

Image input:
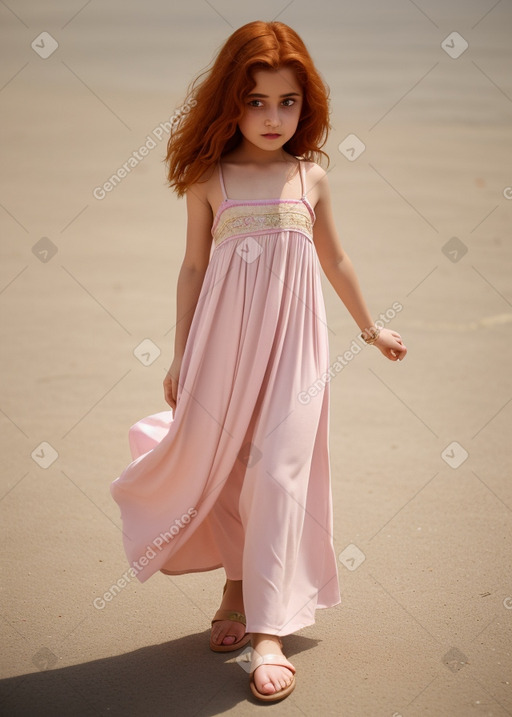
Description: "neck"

(234, 139), (290, 164)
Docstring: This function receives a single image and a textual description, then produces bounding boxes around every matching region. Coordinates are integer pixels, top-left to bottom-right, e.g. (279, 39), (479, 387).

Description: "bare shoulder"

(186, 165), (217, 215)
(301, 160), (330, 207)
(191, 163), (225, 217)
(302, 160), (327, 181)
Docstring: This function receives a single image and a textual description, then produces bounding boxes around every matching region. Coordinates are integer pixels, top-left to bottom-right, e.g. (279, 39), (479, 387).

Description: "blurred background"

(1, 1), (511, 715)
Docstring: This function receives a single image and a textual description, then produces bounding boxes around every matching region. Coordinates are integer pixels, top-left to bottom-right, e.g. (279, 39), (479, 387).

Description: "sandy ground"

(1, 1), (511, 715)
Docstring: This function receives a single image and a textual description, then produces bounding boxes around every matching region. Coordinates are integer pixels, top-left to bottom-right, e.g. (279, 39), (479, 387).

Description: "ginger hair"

(165, 21), (330, 197)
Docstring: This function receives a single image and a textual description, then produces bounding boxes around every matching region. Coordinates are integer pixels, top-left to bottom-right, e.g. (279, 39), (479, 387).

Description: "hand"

(374, 328), (407, 362)
(163, 355), (183, 410)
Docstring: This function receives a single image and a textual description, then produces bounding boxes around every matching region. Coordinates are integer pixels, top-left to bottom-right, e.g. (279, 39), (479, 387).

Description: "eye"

(282, 98), (295, 107)
(247, 99), (263, 108)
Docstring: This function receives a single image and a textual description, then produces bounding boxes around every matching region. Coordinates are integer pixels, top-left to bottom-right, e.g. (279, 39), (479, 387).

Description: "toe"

(254, 666), (294, 696)
(261, 680), (276, 695)
(212, 620), (245, 646)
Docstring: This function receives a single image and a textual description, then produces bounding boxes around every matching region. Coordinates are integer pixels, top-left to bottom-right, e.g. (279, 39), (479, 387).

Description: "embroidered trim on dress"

(213, 202), (313, 246)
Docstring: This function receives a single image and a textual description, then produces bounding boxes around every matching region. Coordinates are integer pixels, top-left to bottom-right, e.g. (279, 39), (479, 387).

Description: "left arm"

(311, 168), (407, 362)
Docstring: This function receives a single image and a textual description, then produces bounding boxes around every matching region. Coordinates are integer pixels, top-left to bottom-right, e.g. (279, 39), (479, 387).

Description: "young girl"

(111, 20), (407, 703)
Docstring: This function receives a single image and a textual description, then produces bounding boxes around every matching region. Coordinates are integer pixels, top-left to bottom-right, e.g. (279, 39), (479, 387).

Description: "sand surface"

(1, 1), (511, 715)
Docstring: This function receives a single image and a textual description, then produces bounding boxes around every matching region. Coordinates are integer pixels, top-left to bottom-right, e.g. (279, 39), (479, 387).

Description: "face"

(238, 67), (303, 152)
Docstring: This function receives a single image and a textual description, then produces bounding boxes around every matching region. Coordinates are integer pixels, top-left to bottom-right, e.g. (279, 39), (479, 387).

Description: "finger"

(171, 379), (179, 408)
(164, 382), (175, 409)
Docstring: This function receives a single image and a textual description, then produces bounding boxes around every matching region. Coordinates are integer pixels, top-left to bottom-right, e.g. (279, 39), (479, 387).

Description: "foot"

(251, 634), (294, 697)
(210, 579), (246, 648)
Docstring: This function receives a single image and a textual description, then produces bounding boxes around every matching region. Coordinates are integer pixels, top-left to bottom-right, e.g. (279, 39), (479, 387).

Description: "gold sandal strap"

(211, 609), (246, 626)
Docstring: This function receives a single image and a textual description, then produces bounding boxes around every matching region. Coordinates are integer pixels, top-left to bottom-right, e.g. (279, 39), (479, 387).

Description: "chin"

(256, 138), (288, 150)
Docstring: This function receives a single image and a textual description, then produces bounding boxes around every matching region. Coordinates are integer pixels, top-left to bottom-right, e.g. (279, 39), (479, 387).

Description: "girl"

(111, 20), (407, 703)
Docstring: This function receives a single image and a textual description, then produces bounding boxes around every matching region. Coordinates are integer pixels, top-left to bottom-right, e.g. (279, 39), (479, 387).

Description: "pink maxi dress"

(111, 160), (341, 636)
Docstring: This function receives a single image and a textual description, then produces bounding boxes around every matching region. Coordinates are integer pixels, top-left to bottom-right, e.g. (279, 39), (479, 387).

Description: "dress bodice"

(211, 160), (316, 247)
(211, 198), (315, 246)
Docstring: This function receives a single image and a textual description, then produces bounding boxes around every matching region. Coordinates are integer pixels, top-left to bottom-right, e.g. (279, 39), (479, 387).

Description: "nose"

(265, 108), (281, 127)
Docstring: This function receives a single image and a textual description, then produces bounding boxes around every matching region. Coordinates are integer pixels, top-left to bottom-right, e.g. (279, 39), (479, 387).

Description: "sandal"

(209, 581), (251, 653)
(249, 652), (296, 702)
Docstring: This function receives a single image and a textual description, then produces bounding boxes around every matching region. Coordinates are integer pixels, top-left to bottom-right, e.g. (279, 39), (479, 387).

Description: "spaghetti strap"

(218, 163), (228, 200)
(298, 160), (307, 199)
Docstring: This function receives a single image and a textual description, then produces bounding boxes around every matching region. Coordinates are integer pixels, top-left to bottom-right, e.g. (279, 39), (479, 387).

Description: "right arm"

(163, 186), (213, 409)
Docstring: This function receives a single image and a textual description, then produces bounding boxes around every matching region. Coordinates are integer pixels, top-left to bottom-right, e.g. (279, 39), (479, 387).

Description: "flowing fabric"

(111, 160), (341, 635)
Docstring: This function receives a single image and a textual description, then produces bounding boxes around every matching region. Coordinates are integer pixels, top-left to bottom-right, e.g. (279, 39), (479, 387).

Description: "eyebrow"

(246, 92), (301, 98)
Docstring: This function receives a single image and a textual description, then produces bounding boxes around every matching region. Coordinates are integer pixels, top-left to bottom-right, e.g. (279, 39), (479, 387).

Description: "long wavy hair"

(166, 21), (330, 197)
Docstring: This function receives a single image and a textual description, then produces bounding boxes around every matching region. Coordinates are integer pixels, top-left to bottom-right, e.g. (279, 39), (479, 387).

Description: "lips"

(262, 133), (281, 139)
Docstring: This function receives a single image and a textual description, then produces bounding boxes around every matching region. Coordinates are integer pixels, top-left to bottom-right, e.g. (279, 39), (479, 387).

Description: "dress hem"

(246, 598), (342, 637)
(159, 563), (223, 577)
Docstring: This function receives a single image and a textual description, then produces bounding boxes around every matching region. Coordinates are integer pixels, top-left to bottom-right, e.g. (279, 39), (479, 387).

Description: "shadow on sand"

(0, 631), (319, 716)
